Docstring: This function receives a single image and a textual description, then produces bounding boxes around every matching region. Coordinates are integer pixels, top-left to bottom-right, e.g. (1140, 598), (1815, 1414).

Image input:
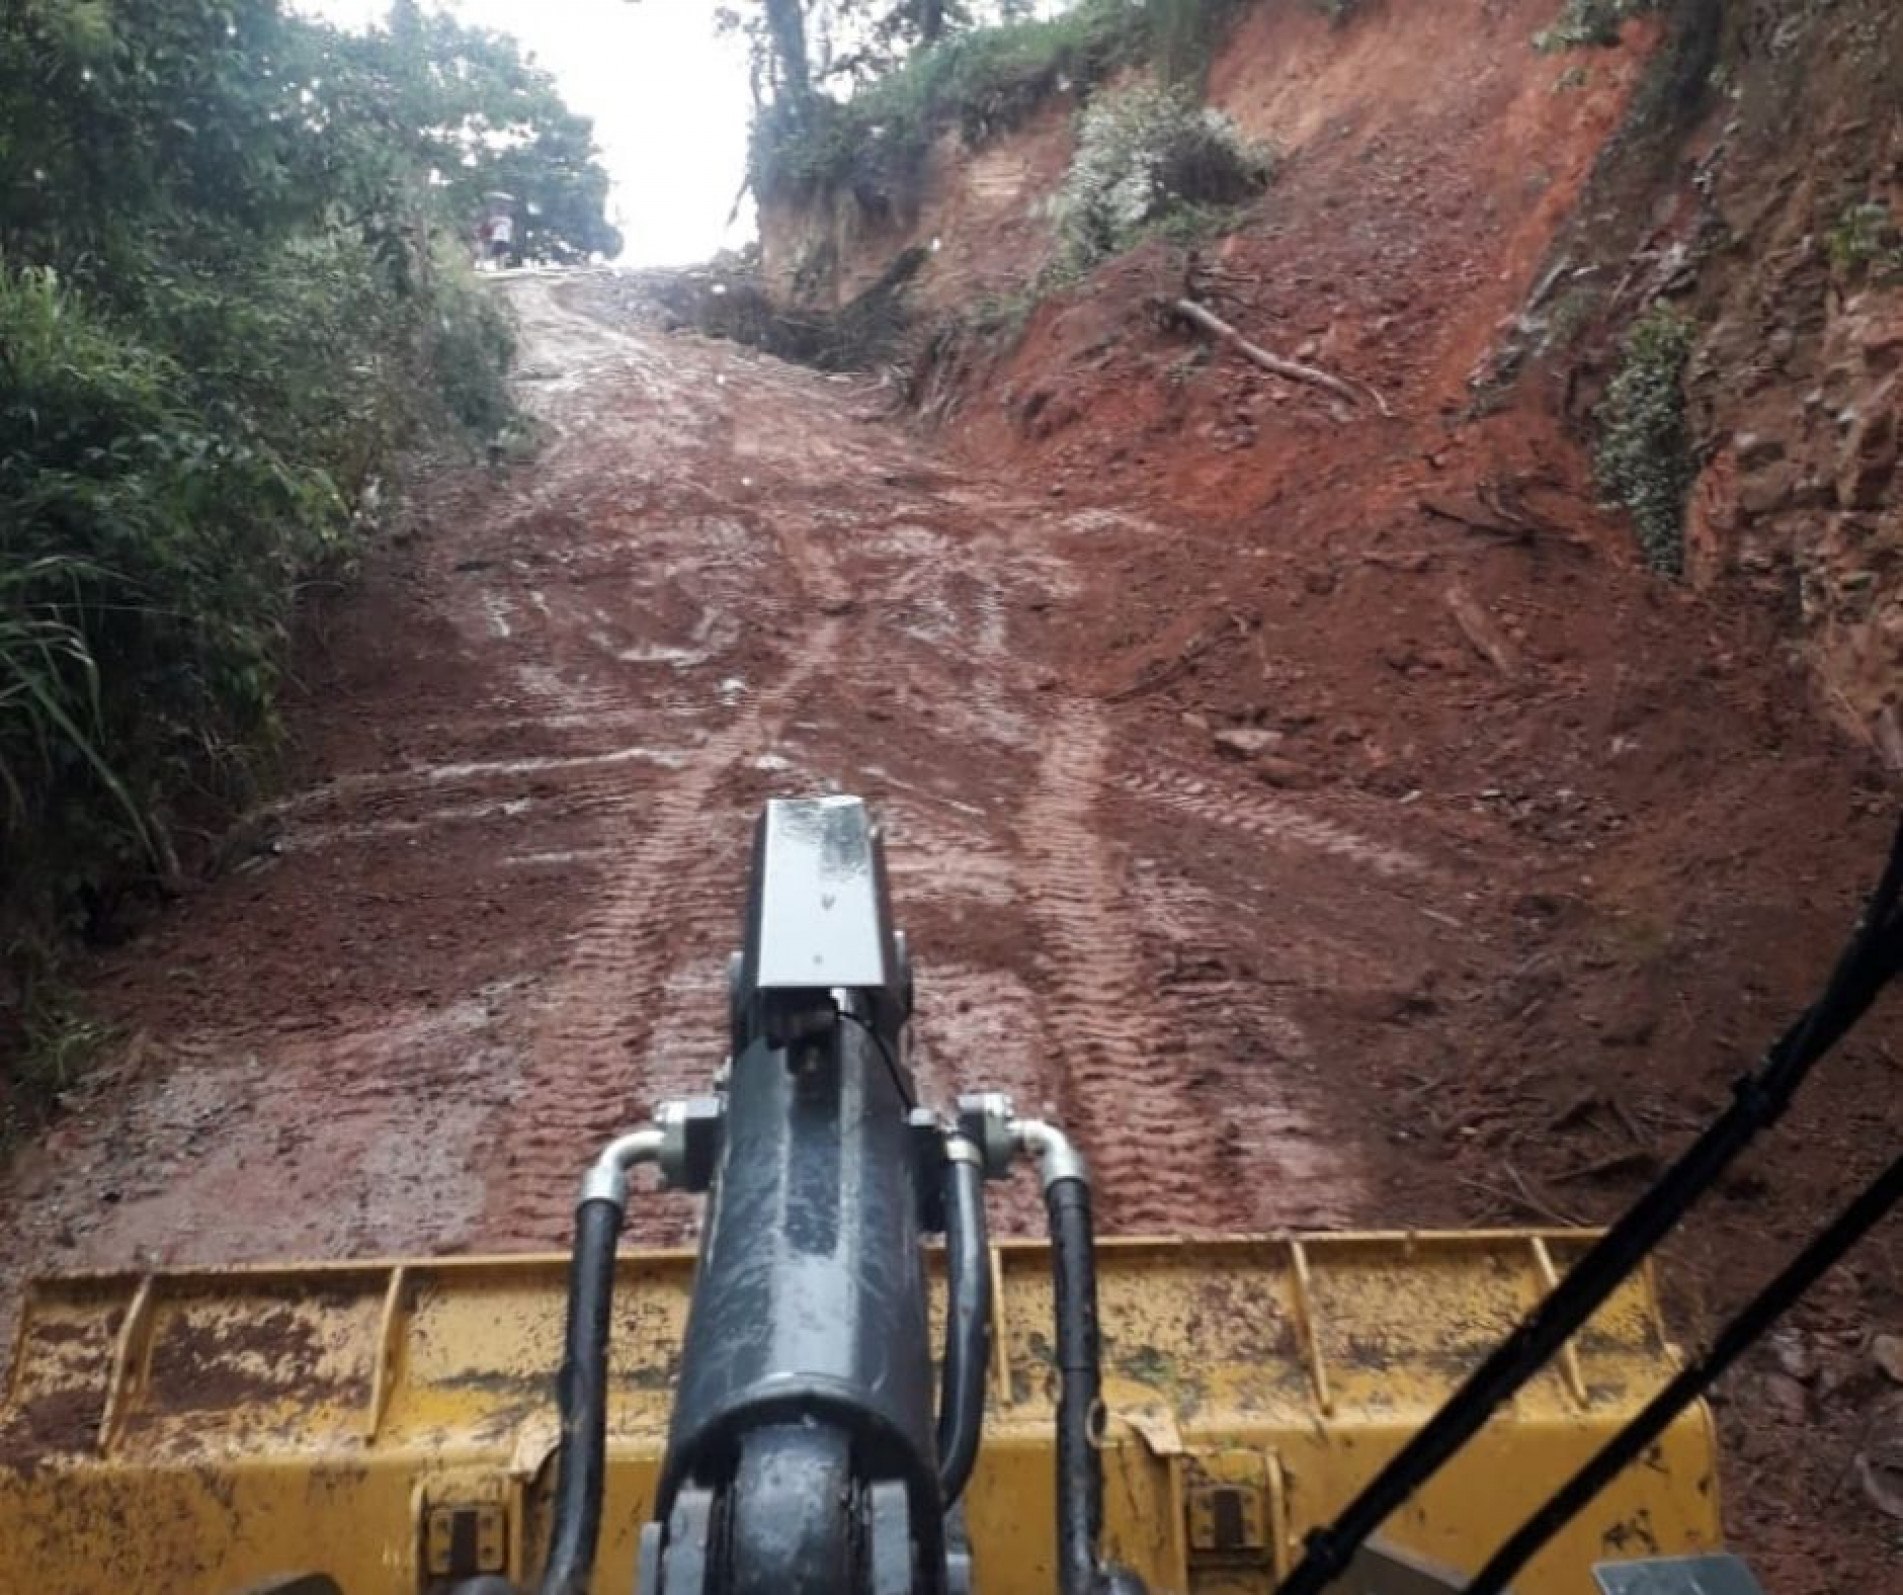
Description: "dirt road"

(1, 274), (1450, 1279)
(3, 273), (1900, 1590)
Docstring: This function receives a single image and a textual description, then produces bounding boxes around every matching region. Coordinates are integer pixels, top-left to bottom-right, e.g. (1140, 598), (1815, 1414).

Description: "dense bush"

(2, 263), (339, 866)
(1534, 0), (1660, 53)
(1826, 200), (1903, 283)
(0, 0), (611, 1094)
(750, 0), (1253, 206)
(1053, 81), (1272, 274)
(1596, 303), (1697, 576)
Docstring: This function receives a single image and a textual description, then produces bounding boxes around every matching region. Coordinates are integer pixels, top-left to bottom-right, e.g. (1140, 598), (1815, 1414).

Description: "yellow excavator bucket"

(0, 1229), (1718, 1595)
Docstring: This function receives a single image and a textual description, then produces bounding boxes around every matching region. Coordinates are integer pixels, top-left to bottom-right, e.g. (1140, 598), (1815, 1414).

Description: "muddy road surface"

(2, 276), (1446, 1284)
(5, 274), (1901, 1594)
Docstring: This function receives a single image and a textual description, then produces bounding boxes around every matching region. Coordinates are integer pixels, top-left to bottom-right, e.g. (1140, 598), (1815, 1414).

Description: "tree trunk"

(764, 0), (810, 101)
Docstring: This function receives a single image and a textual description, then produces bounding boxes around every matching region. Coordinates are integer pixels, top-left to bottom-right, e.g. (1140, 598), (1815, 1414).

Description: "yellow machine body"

(0, 1230), (1721, 1595)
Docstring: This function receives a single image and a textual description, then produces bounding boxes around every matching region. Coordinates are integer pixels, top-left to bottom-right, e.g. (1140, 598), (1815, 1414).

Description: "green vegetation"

(1150, 0), (1249, 84)
(0, 0), (617, 1109)
(2, 977), (114, 1144)
(751, 1), (1144, 202)
(741, 3), (1271, 365)
(1826, 200), (1903, 283)
(747, 1), (1251, 206)
(1053, 81), (1272, 275)
(1596, 303), (1698, 576)
(1543, 281), (1605, 351)
(1534, 0), (1658, 54)
(909, 74), (1269, 382)
(350, 3), (622, 266)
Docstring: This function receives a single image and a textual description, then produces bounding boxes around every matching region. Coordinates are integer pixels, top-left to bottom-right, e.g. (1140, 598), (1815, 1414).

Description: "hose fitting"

(577, 1126), (665, 1212)
(1009, 1116), (1089, 1191)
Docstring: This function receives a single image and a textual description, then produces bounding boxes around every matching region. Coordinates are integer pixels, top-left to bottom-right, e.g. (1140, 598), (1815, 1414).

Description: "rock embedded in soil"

(1836, 382), (1898, 512)
(1254, 756), (1319, 790)
(1212, 726), (1285, 758)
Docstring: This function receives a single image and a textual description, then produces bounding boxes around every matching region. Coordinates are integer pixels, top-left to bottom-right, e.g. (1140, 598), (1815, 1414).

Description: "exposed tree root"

(1443, 582), (1519, 679)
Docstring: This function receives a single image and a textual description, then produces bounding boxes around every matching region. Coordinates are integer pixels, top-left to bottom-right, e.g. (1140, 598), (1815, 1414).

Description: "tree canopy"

(726, 3), (1248, 205)
(733, 1), (1187, 204)
(0, 1), (618, 1065)
(718, 1), (1035, 103)
(334, 1), (622, 265)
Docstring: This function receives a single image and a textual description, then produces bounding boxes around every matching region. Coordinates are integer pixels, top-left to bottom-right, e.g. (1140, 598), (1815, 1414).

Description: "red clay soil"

(2, 9), (1900, 1594)
(920, 5), (1903, 1587)
(0, 266), (1894, 1589)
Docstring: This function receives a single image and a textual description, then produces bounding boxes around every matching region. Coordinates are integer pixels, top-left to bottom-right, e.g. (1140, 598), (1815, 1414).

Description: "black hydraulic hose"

(937, 1144), (992, 1506)
(1463, 1151), (1903, 1595)
(540, 1196), (624, 1595)
(1047, 1173), (1106, 1595)
(1276, 811), (1903, 1595)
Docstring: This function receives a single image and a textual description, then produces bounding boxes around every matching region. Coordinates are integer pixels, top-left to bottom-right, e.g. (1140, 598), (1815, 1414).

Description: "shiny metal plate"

(1595, 1554), (1767, 1595)
(752, 795), (894, 991)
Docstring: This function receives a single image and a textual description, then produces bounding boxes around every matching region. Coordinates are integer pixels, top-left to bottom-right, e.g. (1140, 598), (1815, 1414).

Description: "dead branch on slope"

(1156, 296), (1392, 416)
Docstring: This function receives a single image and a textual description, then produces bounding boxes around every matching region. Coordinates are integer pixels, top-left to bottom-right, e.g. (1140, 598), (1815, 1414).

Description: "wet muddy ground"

(3, 274), (1898, 1590)
(3, 277), (1394, 1275)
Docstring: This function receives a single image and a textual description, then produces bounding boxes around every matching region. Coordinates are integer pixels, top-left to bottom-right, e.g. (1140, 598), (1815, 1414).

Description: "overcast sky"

(294, 0), (755, 265)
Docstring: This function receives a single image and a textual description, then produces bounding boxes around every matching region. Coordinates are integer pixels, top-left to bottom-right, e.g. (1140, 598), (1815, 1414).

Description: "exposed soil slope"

(751, 0), (1903, 1586)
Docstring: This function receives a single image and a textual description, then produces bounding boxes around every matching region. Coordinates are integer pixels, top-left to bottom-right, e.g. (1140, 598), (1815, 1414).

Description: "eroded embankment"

(746, 2), (1903, 1587)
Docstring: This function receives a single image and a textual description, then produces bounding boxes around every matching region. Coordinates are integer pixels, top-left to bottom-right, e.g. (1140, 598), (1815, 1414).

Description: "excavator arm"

(0, 799), (1730, 1595)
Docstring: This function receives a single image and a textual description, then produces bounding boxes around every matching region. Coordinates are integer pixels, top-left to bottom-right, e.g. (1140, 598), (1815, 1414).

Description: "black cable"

(1046, 1172), (1107, 1595)
(1464, 1151), (1903, 1595)
(1275, 811), (1903, 1595)
(540, 1196), (624, 1595)
(836, 1005), (916, 1109)
(936, 1146), (992, 1505)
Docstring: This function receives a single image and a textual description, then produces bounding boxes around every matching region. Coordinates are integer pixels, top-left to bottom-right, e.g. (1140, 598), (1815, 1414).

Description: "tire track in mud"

(474, 311), (1018, 1247)
(449, 281), (880, 1247)
(1116, 763), (1428, 878)
(273, 752), (695, 853)
(1, 276), (1371, 1321)
(1017, 712), (1255, 1233)
(1125, 862), (1357, 1229)
(479, 605), (846, 1249)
